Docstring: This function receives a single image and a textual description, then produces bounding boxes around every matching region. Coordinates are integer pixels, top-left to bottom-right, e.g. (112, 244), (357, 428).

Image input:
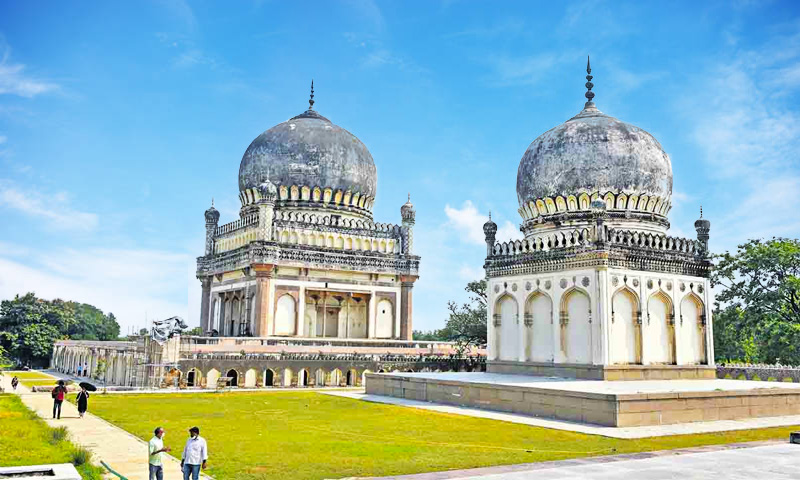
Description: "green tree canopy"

(712, 238), (800, 364)
(0, 293), (122, 367)
(442, 279), (487, 353)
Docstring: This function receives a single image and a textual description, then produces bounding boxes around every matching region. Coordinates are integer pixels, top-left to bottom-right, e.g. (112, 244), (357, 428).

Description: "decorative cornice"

(197, 241), (420, 277)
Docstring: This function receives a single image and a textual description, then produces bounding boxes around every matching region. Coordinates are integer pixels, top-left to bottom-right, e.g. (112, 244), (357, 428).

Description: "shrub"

(49, 426), (69, 444)
(70, 446), (92, 466)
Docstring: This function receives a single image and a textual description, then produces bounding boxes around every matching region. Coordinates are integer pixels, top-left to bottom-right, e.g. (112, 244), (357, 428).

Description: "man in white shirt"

(181, 426), (208, 480)
(148, 427), (171, 480)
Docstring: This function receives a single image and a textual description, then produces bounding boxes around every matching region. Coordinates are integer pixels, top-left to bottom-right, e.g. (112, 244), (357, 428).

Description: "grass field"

(4, 370), (58, 389)
(85, 391), (800, 480)
(0, 394), (104, 479)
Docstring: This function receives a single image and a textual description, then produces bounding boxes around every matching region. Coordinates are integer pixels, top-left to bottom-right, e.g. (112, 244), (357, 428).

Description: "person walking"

(11, 376), (18, 391)
(148, 426), (171, 480)
(76, 386), (90, 418)
(51, 380), (66, 419)
(180, 426), (207, 480)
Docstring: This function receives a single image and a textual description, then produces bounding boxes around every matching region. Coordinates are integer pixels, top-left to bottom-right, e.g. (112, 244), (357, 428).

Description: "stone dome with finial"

(516, 57), (673, 236)
(238, 80), (378, 219)
(400, 193), (415, 223)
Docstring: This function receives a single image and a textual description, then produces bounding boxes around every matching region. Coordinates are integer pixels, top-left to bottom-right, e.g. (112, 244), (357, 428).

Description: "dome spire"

(585, 56), (595, 107)
(309, 79), (315, 110)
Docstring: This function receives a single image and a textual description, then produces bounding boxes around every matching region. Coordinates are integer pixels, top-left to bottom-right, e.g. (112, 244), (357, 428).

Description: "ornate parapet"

(197, 240), (420, 277)
(485, 225), (711, 278)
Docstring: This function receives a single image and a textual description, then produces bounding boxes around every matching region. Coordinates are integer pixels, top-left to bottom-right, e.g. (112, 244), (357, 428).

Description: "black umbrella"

(79, 382), (97, 392)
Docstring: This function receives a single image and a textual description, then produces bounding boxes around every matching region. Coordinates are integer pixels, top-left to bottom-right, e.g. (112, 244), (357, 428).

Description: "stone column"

(199, 276), (212, 333)
(367, 293), (375, 338)
(399, 276), (417, 340)
(253, 264), (275, 336)
(297, 286), (306, 336)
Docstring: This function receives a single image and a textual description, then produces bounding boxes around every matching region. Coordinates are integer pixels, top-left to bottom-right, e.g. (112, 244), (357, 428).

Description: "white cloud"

(444, 200), (488, 245)
(0, 182), (98, 231)
(0, 40), (58, 98)
(444, 200), (523, 246)
(0, 245), (191, 334)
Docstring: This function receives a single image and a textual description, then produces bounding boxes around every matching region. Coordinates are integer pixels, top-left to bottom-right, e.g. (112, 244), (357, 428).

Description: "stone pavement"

(0, 373), (211, 480)
(361, 441), (799, 479)
(325, 391), (800, 439)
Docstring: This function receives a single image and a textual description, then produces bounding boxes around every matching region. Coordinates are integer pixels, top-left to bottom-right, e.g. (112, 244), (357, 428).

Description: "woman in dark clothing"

(76, 386), (89, 418)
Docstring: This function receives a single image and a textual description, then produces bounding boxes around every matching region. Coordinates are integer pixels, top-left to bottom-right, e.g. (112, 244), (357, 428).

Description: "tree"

(0, 293), (76, 367)
(442, 279), (487, 353)
(412, 329), (448, 341)
(184, 326), (203, 336)
(66, 304), (120, 341)
(712, 238), (800, 364)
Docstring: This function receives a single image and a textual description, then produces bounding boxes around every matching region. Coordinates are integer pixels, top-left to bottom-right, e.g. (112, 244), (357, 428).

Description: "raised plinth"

(365, 372), (800, 427)
(488, 360), (717, 381)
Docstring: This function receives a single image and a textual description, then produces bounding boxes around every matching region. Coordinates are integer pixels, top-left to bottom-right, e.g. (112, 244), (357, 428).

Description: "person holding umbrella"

(76, 384), (90, 418)
(11, 376), (18, 391)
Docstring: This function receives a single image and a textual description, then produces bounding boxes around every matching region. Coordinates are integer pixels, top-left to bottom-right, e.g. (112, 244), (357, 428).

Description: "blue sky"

(1, 1), (799, 335)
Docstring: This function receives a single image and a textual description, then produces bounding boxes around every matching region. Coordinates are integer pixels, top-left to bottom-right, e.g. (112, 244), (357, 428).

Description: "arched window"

(375, 299), (394, 338)
(274, 294), (296, 336)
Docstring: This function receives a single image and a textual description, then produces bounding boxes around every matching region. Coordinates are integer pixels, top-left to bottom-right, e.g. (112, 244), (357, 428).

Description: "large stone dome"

(238, 105), (378, 216)
(515, 61), (673, 236)
(517, 103), (672, 209)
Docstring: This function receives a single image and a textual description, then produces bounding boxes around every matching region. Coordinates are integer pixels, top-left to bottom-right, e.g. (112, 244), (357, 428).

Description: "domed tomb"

(238, 87), (377, 219)
(516, 60), (672, 236)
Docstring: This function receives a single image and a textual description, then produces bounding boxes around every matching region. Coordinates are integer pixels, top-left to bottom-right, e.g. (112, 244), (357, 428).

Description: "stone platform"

(365, 372), (800, 427)
(488, 360), (716, 380)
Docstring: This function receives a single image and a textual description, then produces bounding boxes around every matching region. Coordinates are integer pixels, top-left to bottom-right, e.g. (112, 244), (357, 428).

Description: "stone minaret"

(483, 213), (497, 257)
(694, 206), (711, 257)
(401, 194), (415, 254)
(204, 201), (220, 255)
(257, 180), (277, 241)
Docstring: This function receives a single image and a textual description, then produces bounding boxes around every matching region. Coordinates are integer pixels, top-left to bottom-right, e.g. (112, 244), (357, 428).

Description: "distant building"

(197, 82), (419, 341)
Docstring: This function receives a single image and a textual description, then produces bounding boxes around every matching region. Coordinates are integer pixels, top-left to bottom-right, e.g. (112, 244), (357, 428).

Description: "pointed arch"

(559, 287), (592, 364)
(680, 292), (707, 365)
(611, 286), (642, 365)
(646, 290), (676, 365)
(494, 293), (520, 361)
(524, 290), (553, 362)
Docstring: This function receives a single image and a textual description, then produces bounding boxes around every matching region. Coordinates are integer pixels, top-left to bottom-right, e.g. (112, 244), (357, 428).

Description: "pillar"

(297, 286), (306, 336)
(253, 264), (275, 336)
(399, 276), (417, 340)
(367, 293), (375, 338)
(199, 276), (212, 333)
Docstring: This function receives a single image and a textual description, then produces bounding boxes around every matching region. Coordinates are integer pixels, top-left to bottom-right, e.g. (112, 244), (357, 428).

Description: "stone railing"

(717, 363), (800, 383)
(490, 225), (699, 258)
(606, 227), (698, 255)
(275, 211), (402, 238)
(215, 213), (258, 236)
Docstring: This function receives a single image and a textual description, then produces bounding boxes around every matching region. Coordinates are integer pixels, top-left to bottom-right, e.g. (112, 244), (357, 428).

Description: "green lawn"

(0, 395), (104, 479)
(4, 370), (58, 389)
(85, 391), (799, 480)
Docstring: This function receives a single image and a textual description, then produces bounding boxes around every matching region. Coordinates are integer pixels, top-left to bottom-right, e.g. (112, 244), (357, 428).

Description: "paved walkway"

(326, 391), (800, 439)
(361, 441), (800, 479)
(0, 374), (211, 480)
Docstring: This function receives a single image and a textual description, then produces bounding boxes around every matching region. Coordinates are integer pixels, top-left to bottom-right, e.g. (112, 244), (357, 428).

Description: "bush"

(70, 446), (92, 466)
(49, 426), (69, 444)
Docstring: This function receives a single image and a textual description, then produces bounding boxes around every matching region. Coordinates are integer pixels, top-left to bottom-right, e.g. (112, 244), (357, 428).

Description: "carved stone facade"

(483, 63), (714, 380)
(197, 91), (420, 342)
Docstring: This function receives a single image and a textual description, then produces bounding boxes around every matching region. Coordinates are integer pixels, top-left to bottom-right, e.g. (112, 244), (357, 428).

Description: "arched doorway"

(315, 368), (326, 386)
(561, 288), (592, 364)
(282, 368), (293, 387)
(525, 292), (553, 362)
(346, 369), (355, 386)
(495, 294), (520, 361)
(330, 369), (342, 386)
(264, 369), (274, 387)
(646, 292), (676, 365)
(186, 369), (197, 387)
(611, 288), (641, 365)
(226, 369), (239, 387)
(298, 369), (309, 387)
